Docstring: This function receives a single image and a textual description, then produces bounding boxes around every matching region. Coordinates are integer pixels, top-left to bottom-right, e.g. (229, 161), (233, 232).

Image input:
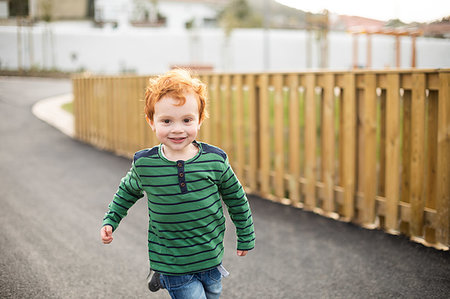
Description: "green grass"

(61, 102), (73, 114)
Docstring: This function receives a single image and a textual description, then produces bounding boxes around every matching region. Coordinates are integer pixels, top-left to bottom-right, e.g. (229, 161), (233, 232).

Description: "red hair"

(144, 69), (208, 123)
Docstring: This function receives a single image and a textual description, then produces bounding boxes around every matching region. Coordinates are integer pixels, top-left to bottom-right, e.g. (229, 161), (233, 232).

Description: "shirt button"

(179, 173), (184, 178)
(177, 162), (183, 168)
(180, 182), (186, 187)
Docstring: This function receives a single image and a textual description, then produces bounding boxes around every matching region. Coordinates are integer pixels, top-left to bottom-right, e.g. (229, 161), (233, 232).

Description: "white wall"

(0, 1), (8, 19)
(1, 22), (449, 74)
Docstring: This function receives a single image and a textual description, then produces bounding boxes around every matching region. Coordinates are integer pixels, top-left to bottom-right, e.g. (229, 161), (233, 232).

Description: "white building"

(94, 0), (224, 30)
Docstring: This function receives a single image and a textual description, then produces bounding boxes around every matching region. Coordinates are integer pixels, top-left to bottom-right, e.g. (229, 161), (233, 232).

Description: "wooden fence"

(73, 69), (450, 250)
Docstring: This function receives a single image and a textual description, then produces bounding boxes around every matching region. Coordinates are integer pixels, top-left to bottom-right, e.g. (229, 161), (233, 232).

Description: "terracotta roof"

(421, 22), (450, 37)
(335, 15), (386, 32)
(159, 0), (228, 4)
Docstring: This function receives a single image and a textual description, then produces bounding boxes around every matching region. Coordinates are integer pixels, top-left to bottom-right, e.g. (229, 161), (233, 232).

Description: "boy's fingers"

(102, 235), (113, 244)
(103, 225), (112, 235)
(101, 226), (113, 244)
(237, 250), (248, 256)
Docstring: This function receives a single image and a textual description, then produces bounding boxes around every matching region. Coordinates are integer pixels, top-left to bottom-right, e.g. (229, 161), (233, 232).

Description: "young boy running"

(100, 69), (255, 299)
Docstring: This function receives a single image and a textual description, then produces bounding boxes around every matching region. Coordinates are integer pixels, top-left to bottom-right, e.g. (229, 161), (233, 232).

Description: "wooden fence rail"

(73, 69), (450, 250)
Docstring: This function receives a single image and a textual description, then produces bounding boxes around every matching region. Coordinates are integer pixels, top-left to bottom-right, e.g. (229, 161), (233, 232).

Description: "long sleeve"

(103, 162), (144, 231)
(219, 158), (255, 251)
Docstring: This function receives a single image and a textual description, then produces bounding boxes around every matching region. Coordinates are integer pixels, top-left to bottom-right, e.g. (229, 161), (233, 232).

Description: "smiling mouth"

(169, 137), (186, 143)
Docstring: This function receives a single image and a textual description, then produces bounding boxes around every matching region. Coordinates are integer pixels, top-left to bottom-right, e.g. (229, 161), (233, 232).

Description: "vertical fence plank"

(211, 75), (221, 147)
(96, 77), (105, 149)
(322, 73), (335, 214)
(410, 73), (426, 237)
(142, 76), (154, 149)
(138, 77), (149, 150)
(337, 81), (344, 188)
(82, 77), (88, 142)
(304, 74), (317, 209)
(288, 74), (301, 206)
(88, 77), (95, 144)
(129, 77), (140, 154)
(424, 89), (438, 243)
(378, 95), (387, 198)
(72, 78), (80, 140)
(246, 74), (258, 192)
(79, 77), (88, 142)
(113, 77), (121, 154)
(258, 74), (270, 197)
(200, 75), (211, 143)
(103, 77), (111, 150)
(116, 77), (123, 153)
(436, 72), (450, 247)
(342, 73), (356, 220)
(273, 74), (285, 201)
(356, 86), (365, 223)
(363, 73), (377, 225)
(385, 74), (401, 232)
(400, 89), (412, 234)
(234, 74), (245, 182)
(106, 77), (114, 151)
(222, 75), (232, 157)
(121, 77), (128, 153)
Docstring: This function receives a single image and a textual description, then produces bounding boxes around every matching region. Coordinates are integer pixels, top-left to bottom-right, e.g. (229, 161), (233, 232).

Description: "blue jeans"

(160, 267), (222, 299)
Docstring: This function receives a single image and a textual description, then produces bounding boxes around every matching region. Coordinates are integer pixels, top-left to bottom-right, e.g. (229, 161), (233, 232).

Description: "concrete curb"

(32, 93), (74, 137)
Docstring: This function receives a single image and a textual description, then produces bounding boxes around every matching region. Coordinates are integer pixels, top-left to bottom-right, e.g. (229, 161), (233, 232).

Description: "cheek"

(187, 125), (199, 135)
(153, 125), (168, 136)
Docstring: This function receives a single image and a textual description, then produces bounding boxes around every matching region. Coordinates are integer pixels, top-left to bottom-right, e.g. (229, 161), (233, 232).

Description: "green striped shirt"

(103, 141), (255, 275)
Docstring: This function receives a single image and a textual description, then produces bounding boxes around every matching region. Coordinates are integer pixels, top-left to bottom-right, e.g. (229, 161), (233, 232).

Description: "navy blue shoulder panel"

(134, 146), (159, 162)
(200, 142), (227, 160)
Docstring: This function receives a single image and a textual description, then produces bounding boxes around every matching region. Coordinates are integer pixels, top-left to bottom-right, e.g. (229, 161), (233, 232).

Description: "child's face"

(148, 92), (201, 157)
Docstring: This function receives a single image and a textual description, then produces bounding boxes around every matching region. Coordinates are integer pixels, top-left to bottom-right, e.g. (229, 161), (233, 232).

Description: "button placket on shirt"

(177, 160), (188, 193)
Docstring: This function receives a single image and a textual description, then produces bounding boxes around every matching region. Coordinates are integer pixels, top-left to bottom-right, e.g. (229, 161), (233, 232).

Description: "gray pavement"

(1, 76), (449, 299)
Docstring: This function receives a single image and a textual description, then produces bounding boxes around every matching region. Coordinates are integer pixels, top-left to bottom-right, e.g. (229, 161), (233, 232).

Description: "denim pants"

(160, 267), (222, 299)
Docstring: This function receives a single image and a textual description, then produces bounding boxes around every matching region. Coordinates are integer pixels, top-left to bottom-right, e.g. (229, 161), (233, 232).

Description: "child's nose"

(171, 122), (184, 132)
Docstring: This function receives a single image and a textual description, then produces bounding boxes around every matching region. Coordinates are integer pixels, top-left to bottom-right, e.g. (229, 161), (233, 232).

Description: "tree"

(218, 0), (262, 36)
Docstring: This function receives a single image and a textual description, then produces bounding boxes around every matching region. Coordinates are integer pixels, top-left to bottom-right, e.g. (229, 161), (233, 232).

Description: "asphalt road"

(1, 76), (449, 299)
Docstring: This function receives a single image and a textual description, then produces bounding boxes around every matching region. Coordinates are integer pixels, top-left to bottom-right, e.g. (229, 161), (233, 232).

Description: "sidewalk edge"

(32, 94), (74, 138)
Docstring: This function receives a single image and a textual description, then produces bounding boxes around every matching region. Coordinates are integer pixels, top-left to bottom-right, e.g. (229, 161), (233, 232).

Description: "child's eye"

(162, 119), (170, 124)
(183, 118), (192, 123)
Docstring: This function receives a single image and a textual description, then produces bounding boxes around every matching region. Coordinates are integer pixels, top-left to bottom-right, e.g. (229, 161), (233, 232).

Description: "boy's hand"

(237, 250), (248, 257)
(101, 225), (114, 244)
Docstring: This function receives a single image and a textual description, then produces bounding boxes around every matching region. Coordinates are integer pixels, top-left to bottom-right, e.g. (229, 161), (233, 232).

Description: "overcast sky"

(275, 0), (450, 23)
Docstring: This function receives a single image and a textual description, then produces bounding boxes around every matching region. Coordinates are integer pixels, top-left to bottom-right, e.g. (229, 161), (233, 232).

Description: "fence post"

(304, 74), (317, 210)
(342, 73), (356, 220)
(363, 73), (377, 225)
(409, 73), (426, 238)
(322, 73), (335, 214)
(385, 73), (401, 232)
(436, 71), (450, 247)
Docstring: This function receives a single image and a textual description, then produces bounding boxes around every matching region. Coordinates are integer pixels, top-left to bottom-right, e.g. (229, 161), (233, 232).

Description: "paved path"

(1, 76), (449, 299)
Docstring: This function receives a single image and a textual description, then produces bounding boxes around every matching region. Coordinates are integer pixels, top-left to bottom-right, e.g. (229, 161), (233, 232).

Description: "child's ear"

(146, 116), (155, 131)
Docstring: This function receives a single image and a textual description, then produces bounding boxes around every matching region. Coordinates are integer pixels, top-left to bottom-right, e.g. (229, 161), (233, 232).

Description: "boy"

(100, 69), (255, 299)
